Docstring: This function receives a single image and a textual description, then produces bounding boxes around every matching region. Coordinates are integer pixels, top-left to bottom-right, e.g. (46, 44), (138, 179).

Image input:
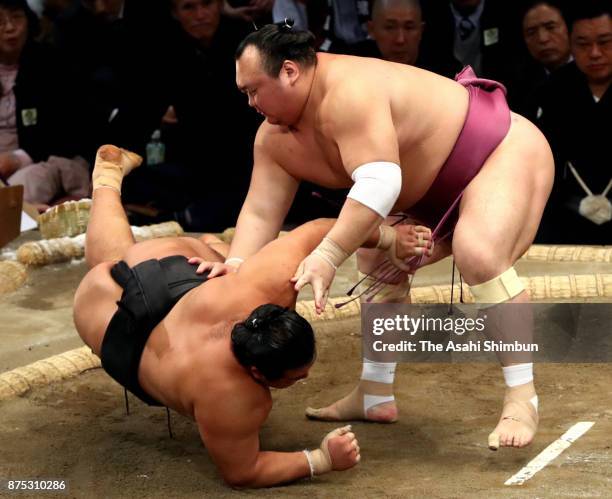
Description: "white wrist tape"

(303, 449), (315, 478)
(312, 237), (349, 271)
(309, 448), (330, 475)
(347, 162), (402, 218)
(224, 257), (244, 268)
(375, 225), (395, 250)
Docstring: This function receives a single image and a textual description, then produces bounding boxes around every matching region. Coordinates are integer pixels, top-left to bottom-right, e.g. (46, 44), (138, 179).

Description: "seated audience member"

(37, 0), (75, 43)
(273, 0), (308, 30)
(224, 0), (273, 26)
(0, 0), (88, 208)
(349, 0), (429, 69)
(307, 0), (371, 54)
(53, 0), (171, 160)
(109, 0), (261, 232)
(509, 0), (572, 119)
(536, 0), (612, 244)
(419, 0), (522, 81)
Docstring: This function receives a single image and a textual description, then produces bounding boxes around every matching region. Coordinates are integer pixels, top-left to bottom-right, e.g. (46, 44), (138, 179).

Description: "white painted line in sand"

(504, 421), (595, 486)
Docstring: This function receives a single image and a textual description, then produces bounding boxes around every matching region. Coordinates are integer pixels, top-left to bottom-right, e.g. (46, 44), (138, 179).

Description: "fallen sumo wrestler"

(72, 144), (416, 488)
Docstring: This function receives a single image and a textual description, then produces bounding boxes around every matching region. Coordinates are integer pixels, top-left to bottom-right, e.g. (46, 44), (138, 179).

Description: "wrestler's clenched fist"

(306, 425), (361, 475)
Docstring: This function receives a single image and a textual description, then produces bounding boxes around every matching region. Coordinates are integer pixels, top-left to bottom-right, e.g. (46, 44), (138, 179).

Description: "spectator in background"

(36, 0), (75, 43)
(536, 0), (612, 244)
(109, 0), (261, 232)
(53, 0), (171, 162)
(349, 0), (425, 67)
(224, 0), (273, 26)
(419, 0), (521, 82)
(0, 0), (88, 208)
(523, 1), (571, 71)
(308, 0), (371, 53)
(273, 0), (308, 31)
(509, 0), (572, 119)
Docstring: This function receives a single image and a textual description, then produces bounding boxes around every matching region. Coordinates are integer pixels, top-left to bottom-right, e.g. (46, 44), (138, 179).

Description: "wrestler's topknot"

(231, 304), (315, 381)
(235, 20), (317, 77)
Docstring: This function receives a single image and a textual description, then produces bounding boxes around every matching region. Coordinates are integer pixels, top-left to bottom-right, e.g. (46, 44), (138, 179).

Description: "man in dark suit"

(509, 0), (572, 119)
(419, 0), (522, 82)
(348, 0), (425, 66)
(536, 0), (612, 244)
(53, 0), (172, 160)
(109, 0), (262, 232)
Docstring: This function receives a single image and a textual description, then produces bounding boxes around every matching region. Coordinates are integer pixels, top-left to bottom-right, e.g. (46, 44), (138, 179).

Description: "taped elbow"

(347, 162), (402, 218)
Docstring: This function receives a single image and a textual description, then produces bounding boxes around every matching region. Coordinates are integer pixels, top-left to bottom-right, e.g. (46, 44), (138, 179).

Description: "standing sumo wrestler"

(199, 20), (554, 451)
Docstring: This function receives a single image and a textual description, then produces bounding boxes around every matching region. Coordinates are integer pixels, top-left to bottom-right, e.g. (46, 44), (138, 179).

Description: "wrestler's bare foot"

(488, 382), (538, 450)
(306, 385), (398, 423)
(92, 145), (143, 192)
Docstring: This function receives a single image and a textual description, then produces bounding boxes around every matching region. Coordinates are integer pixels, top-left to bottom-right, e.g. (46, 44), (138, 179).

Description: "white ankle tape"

(363, 394), (395, 413)
(502, 363), (533, 387)
(530, 395), (539, 412)
(361, 360), (396, 384)
(470, 267), (525, 304)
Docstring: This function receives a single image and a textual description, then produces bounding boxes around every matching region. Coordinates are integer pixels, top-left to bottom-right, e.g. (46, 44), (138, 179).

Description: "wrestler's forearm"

(227, 208), (284, 262)
(235, 451), (310, 488)
(325, 198), (383, 254)
(287, 218), (381, 255)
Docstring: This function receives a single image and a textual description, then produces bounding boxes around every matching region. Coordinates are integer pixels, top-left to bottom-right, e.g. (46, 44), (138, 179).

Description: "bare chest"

(278, 127), (353, 188)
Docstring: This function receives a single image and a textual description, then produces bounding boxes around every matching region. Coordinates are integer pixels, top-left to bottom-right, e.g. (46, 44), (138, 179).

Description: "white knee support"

(470, 267), (525, 304)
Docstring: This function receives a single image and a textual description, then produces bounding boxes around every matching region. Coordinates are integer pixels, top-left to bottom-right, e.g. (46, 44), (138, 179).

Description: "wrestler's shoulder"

(254, 120), (294, 152)
(320, 58), (398, 112)
(192, 372), (272, 425)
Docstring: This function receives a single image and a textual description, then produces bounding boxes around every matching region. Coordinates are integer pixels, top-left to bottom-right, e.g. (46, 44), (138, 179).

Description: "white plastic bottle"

(146, 129), (165, 166)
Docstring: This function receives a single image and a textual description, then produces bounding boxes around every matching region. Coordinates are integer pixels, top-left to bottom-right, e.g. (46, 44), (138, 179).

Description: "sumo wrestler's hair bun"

(278, 17), (295, 32)
(235, 20), (317, 77)
(230, 304), (315, 380)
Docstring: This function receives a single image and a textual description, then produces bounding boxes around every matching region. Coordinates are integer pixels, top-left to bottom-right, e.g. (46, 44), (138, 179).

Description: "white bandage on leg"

(361, 361), (396, 413)
(363, 394), (395, 413)
(470, 267), (525, 304)
(503, 363), (538, 411)
(361, 359), (396, 384)
(502, 363), (533, 387)
(347, 162), (402, 218)
(92, 146), (142, 193)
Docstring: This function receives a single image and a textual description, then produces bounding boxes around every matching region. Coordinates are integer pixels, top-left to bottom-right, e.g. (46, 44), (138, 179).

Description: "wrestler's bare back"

(259, 53), (470, 209)
(74, 235), (273, 418)
(75, 219), (344, 419)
